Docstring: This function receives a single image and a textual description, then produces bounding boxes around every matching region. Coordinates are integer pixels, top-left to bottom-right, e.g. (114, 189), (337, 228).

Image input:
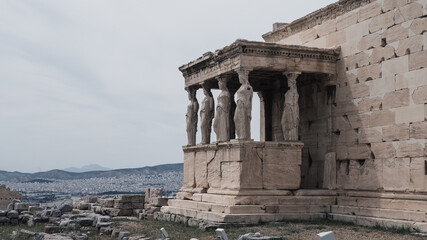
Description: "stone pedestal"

(182, 140), (303, 193)
(164, 140), (309, 225)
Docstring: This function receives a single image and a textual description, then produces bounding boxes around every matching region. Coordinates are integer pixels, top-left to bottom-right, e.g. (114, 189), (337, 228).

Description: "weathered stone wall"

(298, 77), (334, 189)
(0, 185), (22, 210)
(267, 0), (427, 192)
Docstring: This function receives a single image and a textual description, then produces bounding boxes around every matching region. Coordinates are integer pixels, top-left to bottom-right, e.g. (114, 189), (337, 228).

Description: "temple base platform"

(159, 189), (427, 232)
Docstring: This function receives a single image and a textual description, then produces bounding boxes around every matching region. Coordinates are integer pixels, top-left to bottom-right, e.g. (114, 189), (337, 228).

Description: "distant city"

(0, 163), (183, 203)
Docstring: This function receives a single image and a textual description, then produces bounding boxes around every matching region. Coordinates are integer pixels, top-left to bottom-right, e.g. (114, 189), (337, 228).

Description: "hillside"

(0, 163), (183, 182)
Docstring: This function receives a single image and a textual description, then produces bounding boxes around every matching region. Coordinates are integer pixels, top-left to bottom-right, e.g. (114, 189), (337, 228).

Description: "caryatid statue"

(213, 76), (231, 142)
(185, 87), (199, 146)
(234, 68), (253, 140)
(281, 72), (301, 141)
(200, 83), (215, 144)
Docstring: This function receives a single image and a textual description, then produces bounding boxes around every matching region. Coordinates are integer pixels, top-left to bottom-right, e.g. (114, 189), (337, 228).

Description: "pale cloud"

(0, 0), (336, 172)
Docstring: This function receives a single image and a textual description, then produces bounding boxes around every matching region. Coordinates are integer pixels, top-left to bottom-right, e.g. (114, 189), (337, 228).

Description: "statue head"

(201, 83), (213, 97)
(284, 72), (300, 89)
(217, 76), (228, 91)
(237, 68), (250, 85)
(185, 87), (197, 101)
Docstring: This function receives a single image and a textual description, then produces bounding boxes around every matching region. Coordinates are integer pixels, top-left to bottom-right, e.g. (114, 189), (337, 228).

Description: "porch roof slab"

(179, 39), (340, 88)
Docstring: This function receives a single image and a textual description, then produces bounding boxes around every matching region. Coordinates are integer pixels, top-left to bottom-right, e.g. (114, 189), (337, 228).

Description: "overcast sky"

(0, 0), (336, 173)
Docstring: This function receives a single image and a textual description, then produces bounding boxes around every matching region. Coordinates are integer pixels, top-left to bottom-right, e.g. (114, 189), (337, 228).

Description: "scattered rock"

(7, 210), (19, 219)
(118, 231), (130, 240)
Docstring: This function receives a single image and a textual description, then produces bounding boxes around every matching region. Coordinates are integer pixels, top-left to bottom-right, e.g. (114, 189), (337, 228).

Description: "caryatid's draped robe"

(200, 88), (215, 144)
(282, 73), (300, 141)
(186, 89), (199, 146)
(234, 80), (253, 140)
(214, 81), (231, 142)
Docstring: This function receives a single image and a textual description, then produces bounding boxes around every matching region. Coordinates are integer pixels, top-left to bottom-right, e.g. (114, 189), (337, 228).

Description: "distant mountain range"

(0, 163), (183, 182)
(63, 164), (111, 173)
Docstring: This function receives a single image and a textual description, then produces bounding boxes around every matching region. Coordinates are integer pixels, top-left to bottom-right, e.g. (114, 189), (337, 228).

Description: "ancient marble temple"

(161, 0), (427, 232)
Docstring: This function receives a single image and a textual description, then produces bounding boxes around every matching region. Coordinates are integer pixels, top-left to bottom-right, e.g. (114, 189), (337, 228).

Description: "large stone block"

(357, 64), (381, 82)
(396, 141), (425, 157)
(369, 110), (395, 127)
(382, 124), (410, 141)
(349, 82), (372, 100)
(337, 10), (359, 30)
(396, 35), (423, 57)
(359, 2), (382, 22)
(370, 11), (395, 33)
(357, 97), (382, 113)
(410, 121), (427, 139)
(348, 113), (370, 129)
(183, 151), (195, 188)
(370, 77), (395, 96)
(383, 0), (417, 12)
(220, 161), (241, 190)
(409, 157), (427, 192)
(338, 130), (358, 144)
(409, 50), (427, 70)
(382, 89), (410, 109)
(340, 40), (359, 57)
(263, 147), (302, 190)
(370, 45), (395, 64)
(358, 33), (382, 52)
(335, 100), (358, 114)
(395, 68), (427, 90)
(395, 104), (425, 124)
(345, 20), (370, 43)
(371, 142), (396, 159)
(338, 159), (383, 190)
(382, 56), (409, 84)
(358, 128), (382, 143)
(300, 28), (317, 43)
(323, 152), (337, 189)
(412, 86), (427, 104)
(382, 24), (409, 44)
(346, 52), (370, 70)
(394, 2), (423, 24)
(195, 151), (208, 188)
(348, 144), (371, 159)
(326, 30), (346, 48)
(316, 19), (336, 37)
(240, 145), (263, 189)
(410, 17), (427, 35)
(303, 36), (326, 48)
(207, 150), (221, 189)
(278, 33), (303, 45)
(383, 158), (410, 191)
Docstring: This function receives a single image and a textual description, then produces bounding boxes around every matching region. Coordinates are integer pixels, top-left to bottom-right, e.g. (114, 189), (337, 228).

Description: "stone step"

(199, 193), (336, 205)
(328, 213), (427, 232)
(162, 206), (326, 224)
(337, 196), (427, 212)
(341, 191), (427, 201)
(331, 205), (426, 222)
(168, 199), (331, 214)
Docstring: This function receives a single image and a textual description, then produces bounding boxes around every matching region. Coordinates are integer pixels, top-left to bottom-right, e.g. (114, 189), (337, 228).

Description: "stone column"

(229, 89), (237, 140)
(200, 83), (215, 144)
(213, 76), (231, 142)
(258, 92), (265, 142)
(185, 87), (199, 146)
(234, 68), (253, 140)
(281, 72), (301, 141)
(271, 79), (285, 141)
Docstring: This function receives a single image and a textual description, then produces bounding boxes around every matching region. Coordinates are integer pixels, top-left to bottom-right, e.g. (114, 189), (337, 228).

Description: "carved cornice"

(179, 39), (340, 81)
(262, 0), (374, 42)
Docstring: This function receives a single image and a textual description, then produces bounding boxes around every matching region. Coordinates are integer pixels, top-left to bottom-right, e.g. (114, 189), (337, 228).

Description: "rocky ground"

(1, 189), (426, 240)
(1, 218), (426, 240)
